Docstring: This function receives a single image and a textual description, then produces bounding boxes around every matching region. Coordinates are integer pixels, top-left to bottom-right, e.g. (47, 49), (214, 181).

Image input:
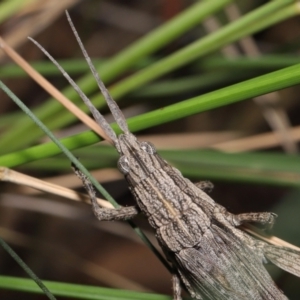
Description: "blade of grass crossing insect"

(2, 60), (300, 168)
(0, 80), (172, 273)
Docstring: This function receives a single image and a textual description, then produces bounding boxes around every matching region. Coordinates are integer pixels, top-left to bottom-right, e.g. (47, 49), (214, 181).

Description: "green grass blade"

(23, 146), (300, 188)
(0, 276), (171, 300)
(0, 0), (36, 23)
(200, 55), (300, 71)
(2, 60), (300, 167)
(97, 0), (296, 104)
(0, 59), (104, 78)
(163, 150), (300, 187)
(0, 239), (56, 300)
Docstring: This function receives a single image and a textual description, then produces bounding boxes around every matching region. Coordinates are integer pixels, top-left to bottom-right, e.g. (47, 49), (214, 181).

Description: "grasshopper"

(31, 12), (300, 300)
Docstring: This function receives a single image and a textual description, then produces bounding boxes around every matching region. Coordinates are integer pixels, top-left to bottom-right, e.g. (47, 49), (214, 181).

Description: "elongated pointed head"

(116, 133), (162, 185)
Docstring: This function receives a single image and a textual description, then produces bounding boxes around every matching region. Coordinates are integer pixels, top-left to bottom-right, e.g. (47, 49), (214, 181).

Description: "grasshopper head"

(117, 133), (158, 183)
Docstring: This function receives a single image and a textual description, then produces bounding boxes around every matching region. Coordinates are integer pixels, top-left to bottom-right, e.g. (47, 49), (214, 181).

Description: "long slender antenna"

(28, 37), (121, 152)
(0, 36), (107, 142)
(65, 10), (130, 135)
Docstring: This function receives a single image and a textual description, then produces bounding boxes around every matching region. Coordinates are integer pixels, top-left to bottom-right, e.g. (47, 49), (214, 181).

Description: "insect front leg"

(214, 205), (277, 229)
(92, 203), (139, 221)
(73, 166), (139, 221)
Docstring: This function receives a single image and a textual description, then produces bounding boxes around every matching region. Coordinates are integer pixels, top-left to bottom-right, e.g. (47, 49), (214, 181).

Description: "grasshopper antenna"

(28, 38), (121, 152)
(65, 11), (130, 136)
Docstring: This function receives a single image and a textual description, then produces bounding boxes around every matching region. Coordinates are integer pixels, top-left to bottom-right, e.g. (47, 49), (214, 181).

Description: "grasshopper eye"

(118, 156), (130, 174)
(140, 141), (156, 154)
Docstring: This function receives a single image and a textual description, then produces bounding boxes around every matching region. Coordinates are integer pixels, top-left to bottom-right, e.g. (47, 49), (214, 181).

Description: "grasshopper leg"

(172, 273), (183, 300)
(73, 165), (139, 221)
(215, 205), (277, 229)
(194, 180), (214, 193)
(232, 211), (277, 229)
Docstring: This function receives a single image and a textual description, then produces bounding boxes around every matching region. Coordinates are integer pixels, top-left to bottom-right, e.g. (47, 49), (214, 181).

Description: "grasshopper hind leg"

(172, 273), (183, 300)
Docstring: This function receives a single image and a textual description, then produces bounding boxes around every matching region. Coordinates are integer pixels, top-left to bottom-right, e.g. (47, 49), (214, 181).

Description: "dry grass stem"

(0, 37), (112, 143)
(242, 224), (300, 252)
(0, 167), (113, 208)
(212, 125), (300, 152)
